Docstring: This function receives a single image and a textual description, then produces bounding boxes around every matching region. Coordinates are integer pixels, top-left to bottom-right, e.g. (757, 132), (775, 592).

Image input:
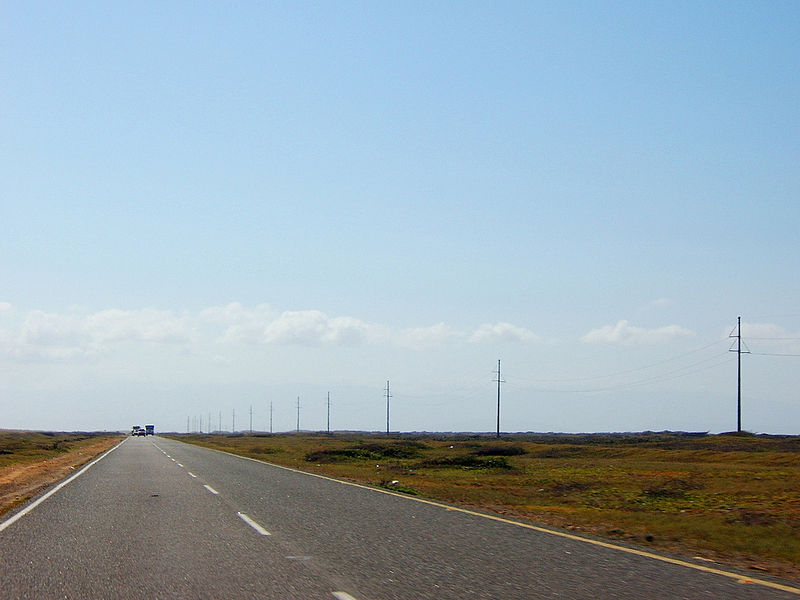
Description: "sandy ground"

(0, 436), (123, 517)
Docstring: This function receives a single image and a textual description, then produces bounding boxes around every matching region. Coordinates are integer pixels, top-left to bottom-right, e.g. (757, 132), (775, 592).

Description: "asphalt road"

(0, 436), (797, 599)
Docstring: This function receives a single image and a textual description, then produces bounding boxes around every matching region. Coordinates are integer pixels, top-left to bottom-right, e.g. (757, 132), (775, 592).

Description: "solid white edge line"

(237, 512), (271, 536)
(203, 484), (218, 495)
(331, 592), (358, 600)
(0, 437), (127, 534)
(169, 438), (800, 597)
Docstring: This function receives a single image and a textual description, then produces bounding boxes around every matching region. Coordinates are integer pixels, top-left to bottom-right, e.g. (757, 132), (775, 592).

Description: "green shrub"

(419, 455), (512, 469)
(473, 445), (527, 456)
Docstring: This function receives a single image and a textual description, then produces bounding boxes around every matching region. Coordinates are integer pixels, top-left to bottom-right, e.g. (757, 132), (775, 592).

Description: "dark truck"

(145, 424), (155, 436)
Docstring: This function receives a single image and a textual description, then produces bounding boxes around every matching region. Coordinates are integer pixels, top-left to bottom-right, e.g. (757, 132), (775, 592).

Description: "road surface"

(0, 436), (797, 599)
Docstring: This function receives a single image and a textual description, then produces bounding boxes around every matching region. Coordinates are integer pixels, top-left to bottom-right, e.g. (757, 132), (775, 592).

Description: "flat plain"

(169, 430), (800, 582)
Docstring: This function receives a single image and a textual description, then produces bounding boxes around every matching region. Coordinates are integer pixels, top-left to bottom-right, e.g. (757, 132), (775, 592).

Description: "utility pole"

(729, 316), (750, 432)
(219, 411), (222, 433)
(187, 416), (190, 434)
(296, 396), (301, 432)
(249, 405), (253, 433)
(270, 401), (273, 434)
(327, 391), (331, 434)
(385, 380), (391, 434)
(494, 359), (504, 438)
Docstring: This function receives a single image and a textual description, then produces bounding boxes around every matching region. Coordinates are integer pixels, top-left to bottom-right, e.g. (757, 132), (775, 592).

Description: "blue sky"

(2, 2), (799, 434)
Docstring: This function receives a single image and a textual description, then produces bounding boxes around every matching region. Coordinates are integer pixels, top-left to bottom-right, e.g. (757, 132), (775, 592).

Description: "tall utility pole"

(219, 411), (222, 433)
(327, 391), (331, 434)
(249, 405), (253, 433)
(385, 380), (391, 434)
(494, 359), (504, 438)
(296, 396), (300, 432)
(729, 316), (749, 432)
(737, 317), (742, 433)
(187, 416), (190, 434)
(269, 401), (273, 434)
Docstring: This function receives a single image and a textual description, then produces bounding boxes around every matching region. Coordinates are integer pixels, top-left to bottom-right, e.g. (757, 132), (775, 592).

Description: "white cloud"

(325, 316), (375, 345)
(0, 303), (540, 358)
(262, 310), (373, 346)
(469, 322), (538, 343)
(87, 309), (196, 345)
(1, 307), (196, 358)
(201, 303), (275, 344)
(582, 320), (695, 345)
(16, 310), (91, 358)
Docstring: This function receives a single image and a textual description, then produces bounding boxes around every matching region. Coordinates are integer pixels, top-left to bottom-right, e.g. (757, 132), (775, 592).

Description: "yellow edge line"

(179, 441), (800, 596)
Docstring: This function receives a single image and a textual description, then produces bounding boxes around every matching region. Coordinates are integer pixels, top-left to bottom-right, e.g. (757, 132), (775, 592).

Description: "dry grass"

(168, 430), (800, 581)
(0, 431), (123, 517)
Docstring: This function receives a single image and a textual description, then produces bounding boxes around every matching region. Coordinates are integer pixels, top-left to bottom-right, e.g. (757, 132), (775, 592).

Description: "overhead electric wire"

(504, 338), (729, 384)
(512, 353), (735, 394)
(393, 384), (490, 407)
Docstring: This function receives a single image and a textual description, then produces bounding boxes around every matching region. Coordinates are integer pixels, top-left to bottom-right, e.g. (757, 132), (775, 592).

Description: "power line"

(511, 353), (734, 394)
(505, 338), (729, 385)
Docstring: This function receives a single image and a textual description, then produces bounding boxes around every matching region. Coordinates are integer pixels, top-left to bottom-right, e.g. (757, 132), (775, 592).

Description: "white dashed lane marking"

(237, 512), (271, 536)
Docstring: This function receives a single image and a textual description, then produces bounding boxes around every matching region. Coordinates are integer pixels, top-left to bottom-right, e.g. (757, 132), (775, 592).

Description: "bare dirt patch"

(0, 435), (123, 517)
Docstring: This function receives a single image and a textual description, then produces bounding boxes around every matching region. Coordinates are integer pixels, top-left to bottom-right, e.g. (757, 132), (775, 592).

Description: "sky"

(2, 1), (799, 434)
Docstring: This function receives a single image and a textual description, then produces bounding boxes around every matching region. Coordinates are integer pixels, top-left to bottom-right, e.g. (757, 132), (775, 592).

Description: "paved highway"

(1, 436), (797, 599)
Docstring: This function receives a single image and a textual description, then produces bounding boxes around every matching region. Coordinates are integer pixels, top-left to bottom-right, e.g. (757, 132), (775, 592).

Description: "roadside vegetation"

(169, 430), (800, 581)
(0, 431), (123, 517)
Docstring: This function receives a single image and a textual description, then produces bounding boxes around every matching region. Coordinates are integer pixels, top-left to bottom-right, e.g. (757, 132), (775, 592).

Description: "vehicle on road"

(145, 425), (154, 436)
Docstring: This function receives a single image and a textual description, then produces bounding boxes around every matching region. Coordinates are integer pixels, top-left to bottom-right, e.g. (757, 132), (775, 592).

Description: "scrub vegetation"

(171, 430), (800, 581)
(0, 431), (122, 517)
